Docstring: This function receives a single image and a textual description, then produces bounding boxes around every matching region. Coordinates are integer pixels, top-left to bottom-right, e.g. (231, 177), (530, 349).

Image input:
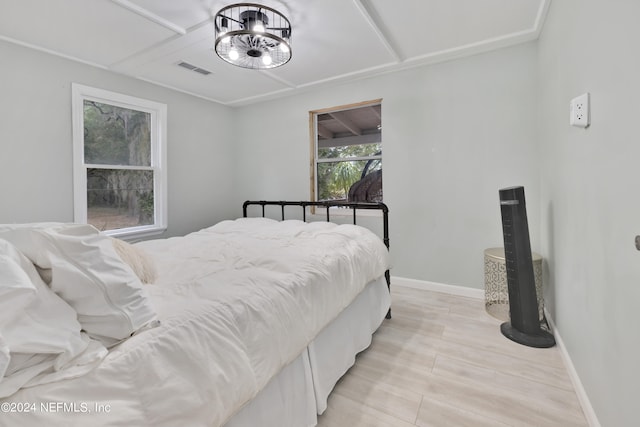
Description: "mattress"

(0, 218), (389, 427)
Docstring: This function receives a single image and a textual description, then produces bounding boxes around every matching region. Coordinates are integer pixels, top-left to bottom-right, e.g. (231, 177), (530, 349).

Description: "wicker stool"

(484, 248), (544, 322)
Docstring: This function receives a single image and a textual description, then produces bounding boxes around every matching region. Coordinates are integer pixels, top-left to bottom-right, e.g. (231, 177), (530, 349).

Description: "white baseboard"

(391, 276), (600, 427)
(391, 276), (484, 299)
(544, 309), (601, 427)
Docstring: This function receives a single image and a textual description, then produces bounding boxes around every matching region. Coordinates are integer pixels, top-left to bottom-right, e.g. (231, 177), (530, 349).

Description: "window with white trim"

(311, 100), (382, 203)
(72, 84), (167, 239)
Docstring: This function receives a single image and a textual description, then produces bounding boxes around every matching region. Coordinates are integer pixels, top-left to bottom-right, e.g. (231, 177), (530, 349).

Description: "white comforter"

(0, 218), (389, 427)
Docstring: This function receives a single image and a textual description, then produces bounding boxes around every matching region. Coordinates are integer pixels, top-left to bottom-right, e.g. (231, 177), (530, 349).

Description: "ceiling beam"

(317, 124), (334, 140)
(328, 111), (362, 136)
(261, 70), (297, 89)
(533, 0), (552, 38)
(111, 0), (187, 35)
(368, 105), (381, 121)
(318, 133), (381, 149)
(351, 0), (402, 62)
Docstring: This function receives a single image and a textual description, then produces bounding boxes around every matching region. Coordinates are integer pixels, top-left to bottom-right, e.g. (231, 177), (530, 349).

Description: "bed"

(0, 200), (391, 427)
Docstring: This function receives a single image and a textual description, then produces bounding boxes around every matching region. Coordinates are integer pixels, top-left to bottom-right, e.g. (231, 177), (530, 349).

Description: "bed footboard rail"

(242, 200), (391, 318)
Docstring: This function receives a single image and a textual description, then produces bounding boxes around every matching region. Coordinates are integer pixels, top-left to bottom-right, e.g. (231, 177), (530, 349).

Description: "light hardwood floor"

(316, 285), (588, 427)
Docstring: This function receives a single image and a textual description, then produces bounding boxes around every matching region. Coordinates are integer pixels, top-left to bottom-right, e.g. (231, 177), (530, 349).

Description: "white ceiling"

(0, 0), (549, 107)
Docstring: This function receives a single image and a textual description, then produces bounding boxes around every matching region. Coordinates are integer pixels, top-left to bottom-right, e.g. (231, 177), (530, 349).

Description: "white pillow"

(0, 248), (36, 326)
(33, 224), (159, 347)
(0, 334), (9, 380)
(0, 239), (94, 398)
(0, 223), (57, 284)
(0, 222), (62, 268)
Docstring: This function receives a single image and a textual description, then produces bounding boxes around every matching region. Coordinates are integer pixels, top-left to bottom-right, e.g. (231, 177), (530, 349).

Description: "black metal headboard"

(242, 200), (391, 318)
(242, 200), (389, 249)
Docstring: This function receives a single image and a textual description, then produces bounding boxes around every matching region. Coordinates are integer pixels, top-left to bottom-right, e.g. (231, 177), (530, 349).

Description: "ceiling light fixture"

(214, 3), (292, 70)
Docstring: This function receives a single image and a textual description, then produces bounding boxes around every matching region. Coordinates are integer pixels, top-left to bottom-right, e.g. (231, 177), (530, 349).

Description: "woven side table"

(483, 248), (544, 322)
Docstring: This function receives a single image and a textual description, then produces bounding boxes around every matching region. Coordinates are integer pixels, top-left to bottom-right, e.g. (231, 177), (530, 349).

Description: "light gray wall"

(0, 40), (236, 237)
(6, 19), (631, 424)
(234, 43), (540, 288)
(0, 6), (634, 424)
(538, 1), (640, 426)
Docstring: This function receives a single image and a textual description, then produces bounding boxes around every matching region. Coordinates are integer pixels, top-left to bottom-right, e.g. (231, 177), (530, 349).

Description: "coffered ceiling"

(0, 0), (549, 106)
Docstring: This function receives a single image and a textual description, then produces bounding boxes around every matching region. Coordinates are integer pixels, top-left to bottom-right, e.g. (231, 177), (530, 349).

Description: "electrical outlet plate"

(570, 93), (590, 128)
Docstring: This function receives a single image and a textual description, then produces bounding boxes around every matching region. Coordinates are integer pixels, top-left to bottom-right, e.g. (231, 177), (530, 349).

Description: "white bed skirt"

(224, 276), (390, 427)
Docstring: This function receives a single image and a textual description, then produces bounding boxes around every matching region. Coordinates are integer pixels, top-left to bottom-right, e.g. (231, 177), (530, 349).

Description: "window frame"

(71, 83), (167, 240)
(309, 99), (383, 208)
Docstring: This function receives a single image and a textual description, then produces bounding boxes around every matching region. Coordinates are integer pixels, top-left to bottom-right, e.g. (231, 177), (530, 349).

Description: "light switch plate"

(570, 93), (590, 128)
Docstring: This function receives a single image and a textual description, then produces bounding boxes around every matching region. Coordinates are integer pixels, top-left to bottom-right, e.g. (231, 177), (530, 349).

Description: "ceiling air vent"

(177, 61), (212, 76)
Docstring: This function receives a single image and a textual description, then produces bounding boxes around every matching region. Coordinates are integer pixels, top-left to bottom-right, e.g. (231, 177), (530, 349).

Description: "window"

(310, 100), (382, 203)
(72, 84), (167, 239)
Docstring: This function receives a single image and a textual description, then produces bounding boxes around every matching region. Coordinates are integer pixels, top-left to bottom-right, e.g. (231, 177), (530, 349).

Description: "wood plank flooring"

(316, 285), (588, 427)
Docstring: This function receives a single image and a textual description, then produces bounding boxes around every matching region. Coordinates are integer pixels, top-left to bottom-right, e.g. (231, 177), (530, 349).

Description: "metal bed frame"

(242, 200), (391, 318)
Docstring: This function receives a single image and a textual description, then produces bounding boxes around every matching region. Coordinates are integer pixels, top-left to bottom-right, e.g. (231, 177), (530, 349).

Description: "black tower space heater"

(499, 186), (555, 348)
